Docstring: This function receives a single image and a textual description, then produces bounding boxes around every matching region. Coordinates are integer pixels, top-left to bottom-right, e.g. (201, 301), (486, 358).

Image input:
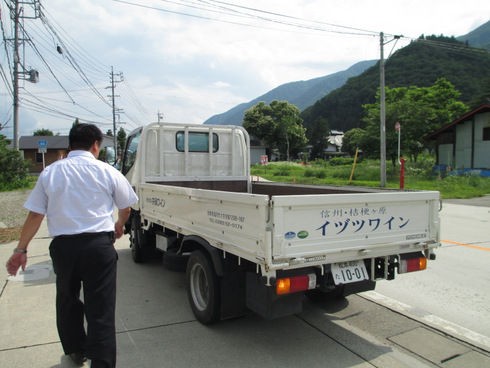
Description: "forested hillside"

(301, 35), (490, 136)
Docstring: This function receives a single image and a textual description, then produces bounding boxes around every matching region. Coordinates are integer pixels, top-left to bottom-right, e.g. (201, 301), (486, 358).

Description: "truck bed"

(139, 180), (440, 277)
(147, 179), (386, 195)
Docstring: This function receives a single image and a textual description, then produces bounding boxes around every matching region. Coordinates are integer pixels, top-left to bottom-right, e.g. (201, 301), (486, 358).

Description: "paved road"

(373, 200), (490, 349)
(2, 218), (490, 367)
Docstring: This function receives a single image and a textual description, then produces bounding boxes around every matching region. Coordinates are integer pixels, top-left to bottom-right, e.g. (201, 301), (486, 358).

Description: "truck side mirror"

(100, 146), (118, 168)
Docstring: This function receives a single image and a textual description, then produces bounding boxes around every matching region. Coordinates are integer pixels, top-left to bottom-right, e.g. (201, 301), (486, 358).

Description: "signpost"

(38, 139), (47, 170)
(395, 121), (401, 164)
(394, 122), (405, 190)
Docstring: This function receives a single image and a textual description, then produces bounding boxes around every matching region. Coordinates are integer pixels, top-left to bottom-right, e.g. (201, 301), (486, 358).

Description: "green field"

(251, 158), (490, 199)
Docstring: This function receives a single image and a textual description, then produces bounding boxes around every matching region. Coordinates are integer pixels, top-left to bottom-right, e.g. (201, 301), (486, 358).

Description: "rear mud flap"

(245, 272), (303, 319)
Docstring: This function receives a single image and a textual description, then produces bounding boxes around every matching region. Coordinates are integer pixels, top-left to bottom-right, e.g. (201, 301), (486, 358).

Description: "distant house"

(427, 104), (490, 176)
(249, 136), (267, 164)
(326, 130), (344, 154)
(19, 135), (114, 173)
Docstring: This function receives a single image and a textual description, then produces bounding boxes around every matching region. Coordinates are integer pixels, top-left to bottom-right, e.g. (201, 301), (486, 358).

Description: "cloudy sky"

(1, 0), (489, 138)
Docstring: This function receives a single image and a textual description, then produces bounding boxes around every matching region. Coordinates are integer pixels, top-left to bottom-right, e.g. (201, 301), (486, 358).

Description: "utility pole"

(13, 0), (20, 150)
(157, 111), (164, 123)
(379, 32), (386, 187)
(109, 66), (123, 153)
(10, 0), (40, 150)
(379, 32), (401, 187)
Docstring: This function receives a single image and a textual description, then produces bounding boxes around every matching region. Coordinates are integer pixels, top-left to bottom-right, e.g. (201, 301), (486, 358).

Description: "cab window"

(176, 131), (218, 153)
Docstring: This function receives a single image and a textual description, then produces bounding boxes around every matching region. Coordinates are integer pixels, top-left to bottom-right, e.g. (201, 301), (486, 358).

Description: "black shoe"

(69, 352), (87, 366)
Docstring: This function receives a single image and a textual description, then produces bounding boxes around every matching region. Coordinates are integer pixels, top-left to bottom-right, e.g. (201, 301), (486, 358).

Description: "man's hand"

(5, 211), (44, 276)
(114, 221), (125, 239)
(6, 252), (27, 276)
(115, 207), (131, 239)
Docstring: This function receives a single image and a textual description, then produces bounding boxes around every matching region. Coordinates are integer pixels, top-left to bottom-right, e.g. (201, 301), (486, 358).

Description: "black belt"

(54, 231), (114, 240)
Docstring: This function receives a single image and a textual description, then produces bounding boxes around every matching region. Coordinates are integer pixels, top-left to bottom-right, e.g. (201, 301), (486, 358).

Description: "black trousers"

(50, 232), (117, 368)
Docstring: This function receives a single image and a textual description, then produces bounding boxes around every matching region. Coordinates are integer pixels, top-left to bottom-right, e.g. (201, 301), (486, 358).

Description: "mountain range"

(203, 60), (376, 126)
(457, 19), (490, 50)
(204, 19), (490, 131)
(302, 21), (490, 133)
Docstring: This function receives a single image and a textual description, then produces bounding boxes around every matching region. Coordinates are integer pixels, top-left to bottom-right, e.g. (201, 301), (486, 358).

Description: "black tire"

(186, 250), (220, 324)
(130, 214), (154, 263)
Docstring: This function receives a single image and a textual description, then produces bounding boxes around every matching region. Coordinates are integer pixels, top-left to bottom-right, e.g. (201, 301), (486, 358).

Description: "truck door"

(122, 128), (142, 178)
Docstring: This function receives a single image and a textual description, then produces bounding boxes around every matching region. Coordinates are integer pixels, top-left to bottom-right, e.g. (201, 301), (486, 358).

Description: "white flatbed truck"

(121, 122), (440, 324)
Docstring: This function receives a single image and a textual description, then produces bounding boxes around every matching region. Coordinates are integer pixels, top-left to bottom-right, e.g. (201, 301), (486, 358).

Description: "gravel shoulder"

(0, 190), (30, 228)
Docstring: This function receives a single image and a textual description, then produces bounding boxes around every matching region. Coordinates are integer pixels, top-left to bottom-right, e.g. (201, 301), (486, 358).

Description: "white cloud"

(213, 81), (231, 88)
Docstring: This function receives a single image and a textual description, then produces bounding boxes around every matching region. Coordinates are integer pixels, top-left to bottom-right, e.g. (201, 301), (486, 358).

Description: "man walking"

(6, 123), (138, 367)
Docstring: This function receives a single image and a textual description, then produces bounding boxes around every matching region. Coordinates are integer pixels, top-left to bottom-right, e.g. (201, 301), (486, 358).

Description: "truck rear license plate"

(331, 261), (368, 285)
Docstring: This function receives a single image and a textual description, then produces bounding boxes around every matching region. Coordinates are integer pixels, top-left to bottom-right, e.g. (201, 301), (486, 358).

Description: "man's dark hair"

(69, 123), (103, 150)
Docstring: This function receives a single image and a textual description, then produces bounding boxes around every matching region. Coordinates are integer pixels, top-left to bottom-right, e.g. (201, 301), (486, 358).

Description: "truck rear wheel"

(186, 250), (220, 324)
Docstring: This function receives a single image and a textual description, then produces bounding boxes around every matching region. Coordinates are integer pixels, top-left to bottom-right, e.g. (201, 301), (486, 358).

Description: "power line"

(39, 13), (111, 107)
(2, 0), (118, 139)
(116, 0), (381, 37)
(195, 0), (380, 36)
(5, 0), (485, 139)
(23, 88), (113, 122)
(113, 0), (286, 31)
(120, 78), (152, 118)
(38, 5), (109, 77)
(21, 97), (112, 125)
(0, 3), (13, 93)
(20, 24), (76, 103)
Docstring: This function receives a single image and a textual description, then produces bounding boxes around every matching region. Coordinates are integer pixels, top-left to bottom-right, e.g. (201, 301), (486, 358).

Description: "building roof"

(19, 136), (68, 149)
(426, 103), (490, 140)
(19, 135), (114, 150)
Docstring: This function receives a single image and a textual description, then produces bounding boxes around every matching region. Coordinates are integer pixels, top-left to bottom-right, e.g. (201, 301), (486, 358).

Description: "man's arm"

(5, 211), (45, 275)
(114, 207), (131, 239)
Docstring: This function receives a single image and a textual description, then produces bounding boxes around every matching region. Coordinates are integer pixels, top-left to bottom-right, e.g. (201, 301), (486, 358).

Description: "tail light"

(276, 274), (316, 295)
(399, 256), (427, 273)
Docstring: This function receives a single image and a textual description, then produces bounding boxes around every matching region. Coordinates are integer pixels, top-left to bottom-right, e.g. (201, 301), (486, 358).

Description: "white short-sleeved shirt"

(25, 150), (138, 237)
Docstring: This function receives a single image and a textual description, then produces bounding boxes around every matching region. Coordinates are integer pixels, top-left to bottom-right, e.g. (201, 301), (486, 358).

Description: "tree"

(307, 117), (329, 159)
(0, 135), (30, 190)
(243, 100), (307, 160)
(117, 127), (126, 153)
(342, 128), (366, 156)
(33, 128), (54, 136)
(361, 78), (468, 162)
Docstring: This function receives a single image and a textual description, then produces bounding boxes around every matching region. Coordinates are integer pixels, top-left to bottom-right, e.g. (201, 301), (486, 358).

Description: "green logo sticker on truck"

(297, 230), (309, 239)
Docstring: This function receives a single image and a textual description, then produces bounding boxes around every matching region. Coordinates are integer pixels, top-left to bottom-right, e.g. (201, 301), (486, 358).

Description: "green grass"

(251, 158), (490, 199)
(0, 175), (37, 192)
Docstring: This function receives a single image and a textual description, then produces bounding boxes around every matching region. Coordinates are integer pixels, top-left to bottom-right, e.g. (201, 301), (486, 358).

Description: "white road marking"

(361, 291), (490, 352)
